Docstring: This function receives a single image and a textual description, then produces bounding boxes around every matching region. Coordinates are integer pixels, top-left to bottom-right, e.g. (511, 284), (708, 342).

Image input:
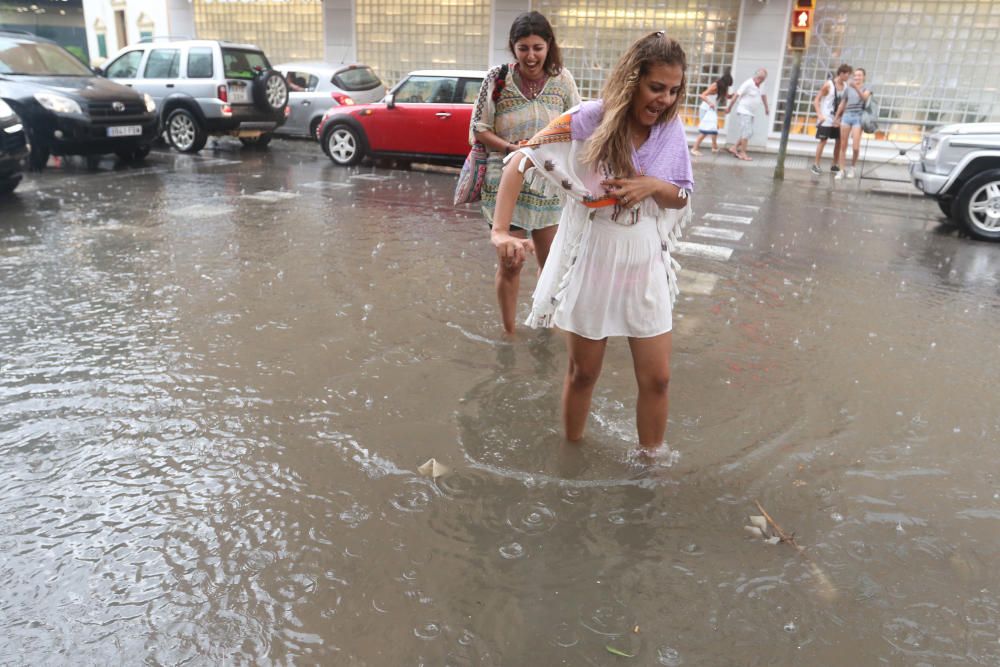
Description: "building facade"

(75, 0), (1000, 150)
(1, 0), (89, 61)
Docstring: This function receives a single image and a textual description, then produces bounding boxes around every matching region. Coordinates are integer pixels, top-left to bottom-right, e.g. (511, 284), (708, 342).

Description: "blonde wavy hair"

(582, 31), (687, 178)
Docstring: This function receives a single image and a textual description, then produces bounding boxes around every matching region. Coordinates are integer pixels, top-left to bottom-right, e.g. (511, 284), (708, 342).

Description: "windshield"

(221, 48), (271, 80)
(0, 37), (92, 76)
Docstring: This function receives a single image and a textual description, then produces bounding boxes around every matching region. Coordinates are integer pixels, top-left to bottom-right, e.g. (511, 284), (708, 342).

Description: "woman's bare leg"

(627, 332), (672, 449)
(530, 225), (558, 270)
(850, 126), (863, 167)
(495, 228), (526, 334)
(562, 333), (608, 441)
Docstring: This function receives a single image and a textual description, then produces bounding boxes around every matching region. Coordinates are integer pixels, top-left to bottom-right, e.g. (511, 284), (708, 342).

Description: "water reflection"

(3, 146), (1000, 663)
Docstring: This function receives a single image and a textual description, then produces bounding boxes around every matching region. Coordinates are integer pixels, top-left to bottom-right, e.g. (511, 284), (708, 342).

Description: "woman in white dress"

(489, 31), (694, 451)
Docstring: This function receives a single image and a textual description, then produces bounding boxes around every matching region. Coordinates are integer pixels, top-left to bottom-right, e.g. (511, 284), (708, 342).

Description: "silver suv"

(101, 37), (289, 153)
(911, 122), (1000, 241)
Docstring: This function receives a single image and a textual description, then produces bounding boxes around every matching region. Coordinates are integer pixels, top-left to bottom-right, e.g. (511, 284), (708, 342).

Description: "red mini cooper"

(317, 69), (485, 167)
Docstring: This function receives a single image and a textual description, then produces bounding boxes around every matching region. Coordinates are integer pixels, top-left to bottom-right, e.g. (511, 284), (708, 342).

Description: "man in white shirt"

(726, 69), (769, 161)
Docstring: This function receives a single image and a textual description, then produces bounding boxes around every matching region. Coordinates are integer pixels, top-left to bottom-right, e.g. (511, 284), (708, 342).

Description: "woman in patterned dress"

(470, 11), (580, 334)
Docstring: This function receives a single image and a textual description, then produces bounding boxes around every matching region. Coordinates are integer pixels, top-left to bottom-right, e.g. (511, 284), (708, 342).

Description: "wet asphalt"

(1, 137), (1000, 664)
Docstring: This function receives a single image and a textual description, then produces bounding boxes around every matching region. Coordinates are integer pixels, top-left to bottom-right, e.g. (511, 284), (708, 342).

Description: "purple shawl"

(570, 100), (694, 192)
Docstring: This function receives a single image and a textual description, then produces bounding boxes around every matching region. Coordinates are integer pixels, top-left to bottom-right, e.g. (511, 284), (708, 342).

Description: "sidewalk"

(688, 147), (918, 197)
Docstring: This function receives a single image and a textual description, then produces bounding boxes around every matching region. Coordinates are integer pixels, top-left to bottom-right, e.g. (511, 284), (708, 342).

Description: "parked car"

(318, 69), (485, 167)
(0, 29), (158, 170)
(911, 122), (1000, 241)
(0, 97), (29, 193)
(101, 37), (289, 153)
(274, 62), (385, 139)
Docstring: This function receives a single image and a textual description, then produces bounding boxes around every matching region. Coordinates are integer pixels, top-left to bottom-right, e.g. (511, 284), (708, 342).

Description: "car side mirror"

(92, 66), (104, 76)
(385, 93), (395, 109)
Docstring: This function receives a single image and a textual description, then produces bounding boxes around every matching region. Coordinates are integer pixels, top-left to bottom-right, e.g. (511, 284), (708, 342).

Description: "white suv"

(101, 38), (289, 153)
(911, 122), (1000, 241)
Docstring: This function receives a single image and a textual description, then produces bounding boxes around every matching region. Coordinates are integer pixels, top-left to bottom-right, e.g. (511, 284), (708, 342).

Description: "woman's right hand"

(491, 230), (535, 268)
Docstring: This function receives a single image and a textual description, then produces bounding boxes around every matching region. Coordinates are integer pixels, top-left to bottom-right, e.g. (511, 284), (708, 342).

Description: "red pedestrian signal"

(789, 4), (813, 52)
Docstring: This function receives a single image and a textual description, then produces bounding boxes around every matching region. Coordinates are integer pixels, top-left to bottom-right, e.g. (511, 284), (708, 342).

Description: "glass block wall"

(534, 0), (741, 127)
(193, 0), (324, 63)
(355, 0), (491, 88)
(774, 0), (1000, 143)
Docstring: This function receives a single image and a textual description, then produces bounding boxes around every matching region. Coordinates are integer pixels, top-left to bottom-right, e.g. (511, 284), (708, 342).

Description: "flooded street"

(2, 140), (1000, 664)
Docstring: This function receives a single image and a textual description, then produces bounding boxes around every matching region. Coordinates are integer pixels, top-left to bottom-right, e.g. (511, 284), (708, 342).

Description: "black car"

(0, 30), (158, 170)
(0, 98), (28, 193)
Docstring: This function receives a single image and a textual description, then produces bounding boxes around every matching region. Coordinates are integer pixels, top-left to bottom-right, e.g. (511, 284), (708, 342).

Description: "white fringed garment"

(506, 142), (692, 339)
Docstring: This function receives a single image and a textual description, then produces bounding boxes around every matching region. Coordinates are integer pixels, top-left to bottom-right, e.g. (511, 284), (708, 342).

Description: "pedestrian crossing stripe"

(689, 226), (744, 242)
(676, 241), (733, 261)
(242, 190), (299, 202)
(678, 270), (719, 295)
(718, 202), (760, 212)
(702, 213), (753, 224)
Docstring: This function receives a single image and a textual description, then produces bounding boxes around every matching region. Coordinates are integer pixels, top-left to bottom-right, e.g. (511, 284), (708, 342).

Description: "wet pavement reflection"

(2, 139), (1000, 663)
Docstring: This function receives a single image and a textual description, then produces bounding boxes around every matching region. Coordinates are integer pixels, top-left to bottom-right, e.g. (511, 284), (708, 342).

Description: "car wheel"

(325, 124), (365, 166)
(23, 124), (49, 171)
(253, 71), (289, 113)
(239, 133), (272, 149)
(309, 117), (322, 141)
(955, 169), (1000, 241)
(0, 175), (21, 194)
(936, 198), (953, 221)
(166, 108), (207, 153)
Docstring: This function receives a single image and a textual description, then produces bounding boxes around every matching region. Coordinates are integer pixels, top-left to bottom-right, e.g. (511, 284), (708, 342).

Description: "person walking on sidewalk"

(835, 67), (872, 179)
(471, 11), (581, 333)
(810, 64), (851, 175)
(726, 69), (769, 161)
(690, 69), (732, 155)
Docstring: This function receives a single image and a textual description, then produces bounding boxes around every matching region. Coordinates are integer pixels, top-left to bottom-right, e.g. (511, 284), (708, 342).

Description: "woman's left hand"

(601, 176), (661, 209)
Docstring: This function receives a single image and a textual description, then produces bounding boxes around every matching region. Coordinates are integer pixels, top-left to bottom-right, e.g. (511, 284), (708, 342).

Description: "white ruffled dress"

(512, 126), (692, 340)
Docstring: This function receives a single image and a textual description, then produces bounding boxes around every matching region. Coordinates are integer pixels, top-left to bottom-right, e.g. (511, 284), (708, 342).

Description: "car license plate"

(229, 85), (249, 104)
(107, 125), (142, 137)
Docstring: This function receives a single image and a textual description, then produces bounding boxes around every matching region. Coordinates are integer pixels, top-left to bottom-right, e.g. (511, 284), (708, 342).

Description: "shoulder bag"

(861, 94), (879, 134)
(454, 64), (509, 205)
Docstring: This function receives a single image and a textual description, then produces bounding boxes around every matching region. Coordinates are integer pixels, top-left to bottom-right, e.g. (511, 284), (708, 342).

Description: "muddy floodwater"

(2, 143), (1000, 664)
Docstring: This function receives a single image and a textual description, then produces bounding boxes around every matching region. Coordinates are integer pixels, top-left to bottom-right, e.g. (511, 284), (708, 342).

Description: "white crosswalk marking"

(689, 226), (744, 242)
(703, 212), (753, 224)
(678, 270), (719, 295)
(676, 241), (733, 261)
(242, 190), (299, 202)
(718, 202), (760, 212)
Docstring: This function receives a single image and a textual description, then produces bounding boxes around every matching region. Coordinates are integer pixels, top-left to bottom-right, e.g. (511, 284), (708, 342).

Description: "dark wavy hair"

(508, 11), (563, 76)
(715, 68), (733, 104)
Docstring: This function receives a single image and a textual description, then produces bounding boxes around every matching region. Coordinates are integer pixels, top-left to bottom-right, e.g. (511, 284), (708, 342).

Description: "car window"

(144, 48), (180, 78)
(285, 70), (318, 92)
(0, 37), (93, 76)
(458, 78), (484, 104)
(394, 76), (459, 104)
(332, 66), (382, 92)
(222, 49), (270, 80)
(186, 47), (213, 78)
(105, 50), (143, 78)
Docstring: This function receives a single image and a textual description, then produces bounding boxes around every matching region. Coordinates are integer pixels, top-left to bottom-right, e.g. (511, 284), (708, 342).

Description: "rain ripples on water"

(2, 148), (1000, 663)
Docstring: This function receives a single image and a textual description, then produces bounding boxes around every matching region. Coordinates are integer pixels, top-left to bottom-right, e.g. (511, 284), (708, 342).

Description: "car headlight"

(0, 98), (13, 120)
(924, 136), (943, 161)
(143, 93), (156, 114)
(34, 92), (82, 115)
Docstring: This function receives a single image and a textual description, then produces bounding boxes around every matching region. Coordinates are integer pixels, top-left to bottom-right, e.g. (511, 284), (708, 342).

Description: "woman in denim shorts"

(836, 68), (871, 179)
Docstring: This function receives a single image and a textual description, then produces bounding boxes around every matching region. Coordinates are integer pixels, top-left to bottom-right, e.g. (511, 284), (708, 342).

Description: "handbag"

(453, 64), (509, 206)
(861, 95), (879, 134)
(453, 141), (489, 205)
